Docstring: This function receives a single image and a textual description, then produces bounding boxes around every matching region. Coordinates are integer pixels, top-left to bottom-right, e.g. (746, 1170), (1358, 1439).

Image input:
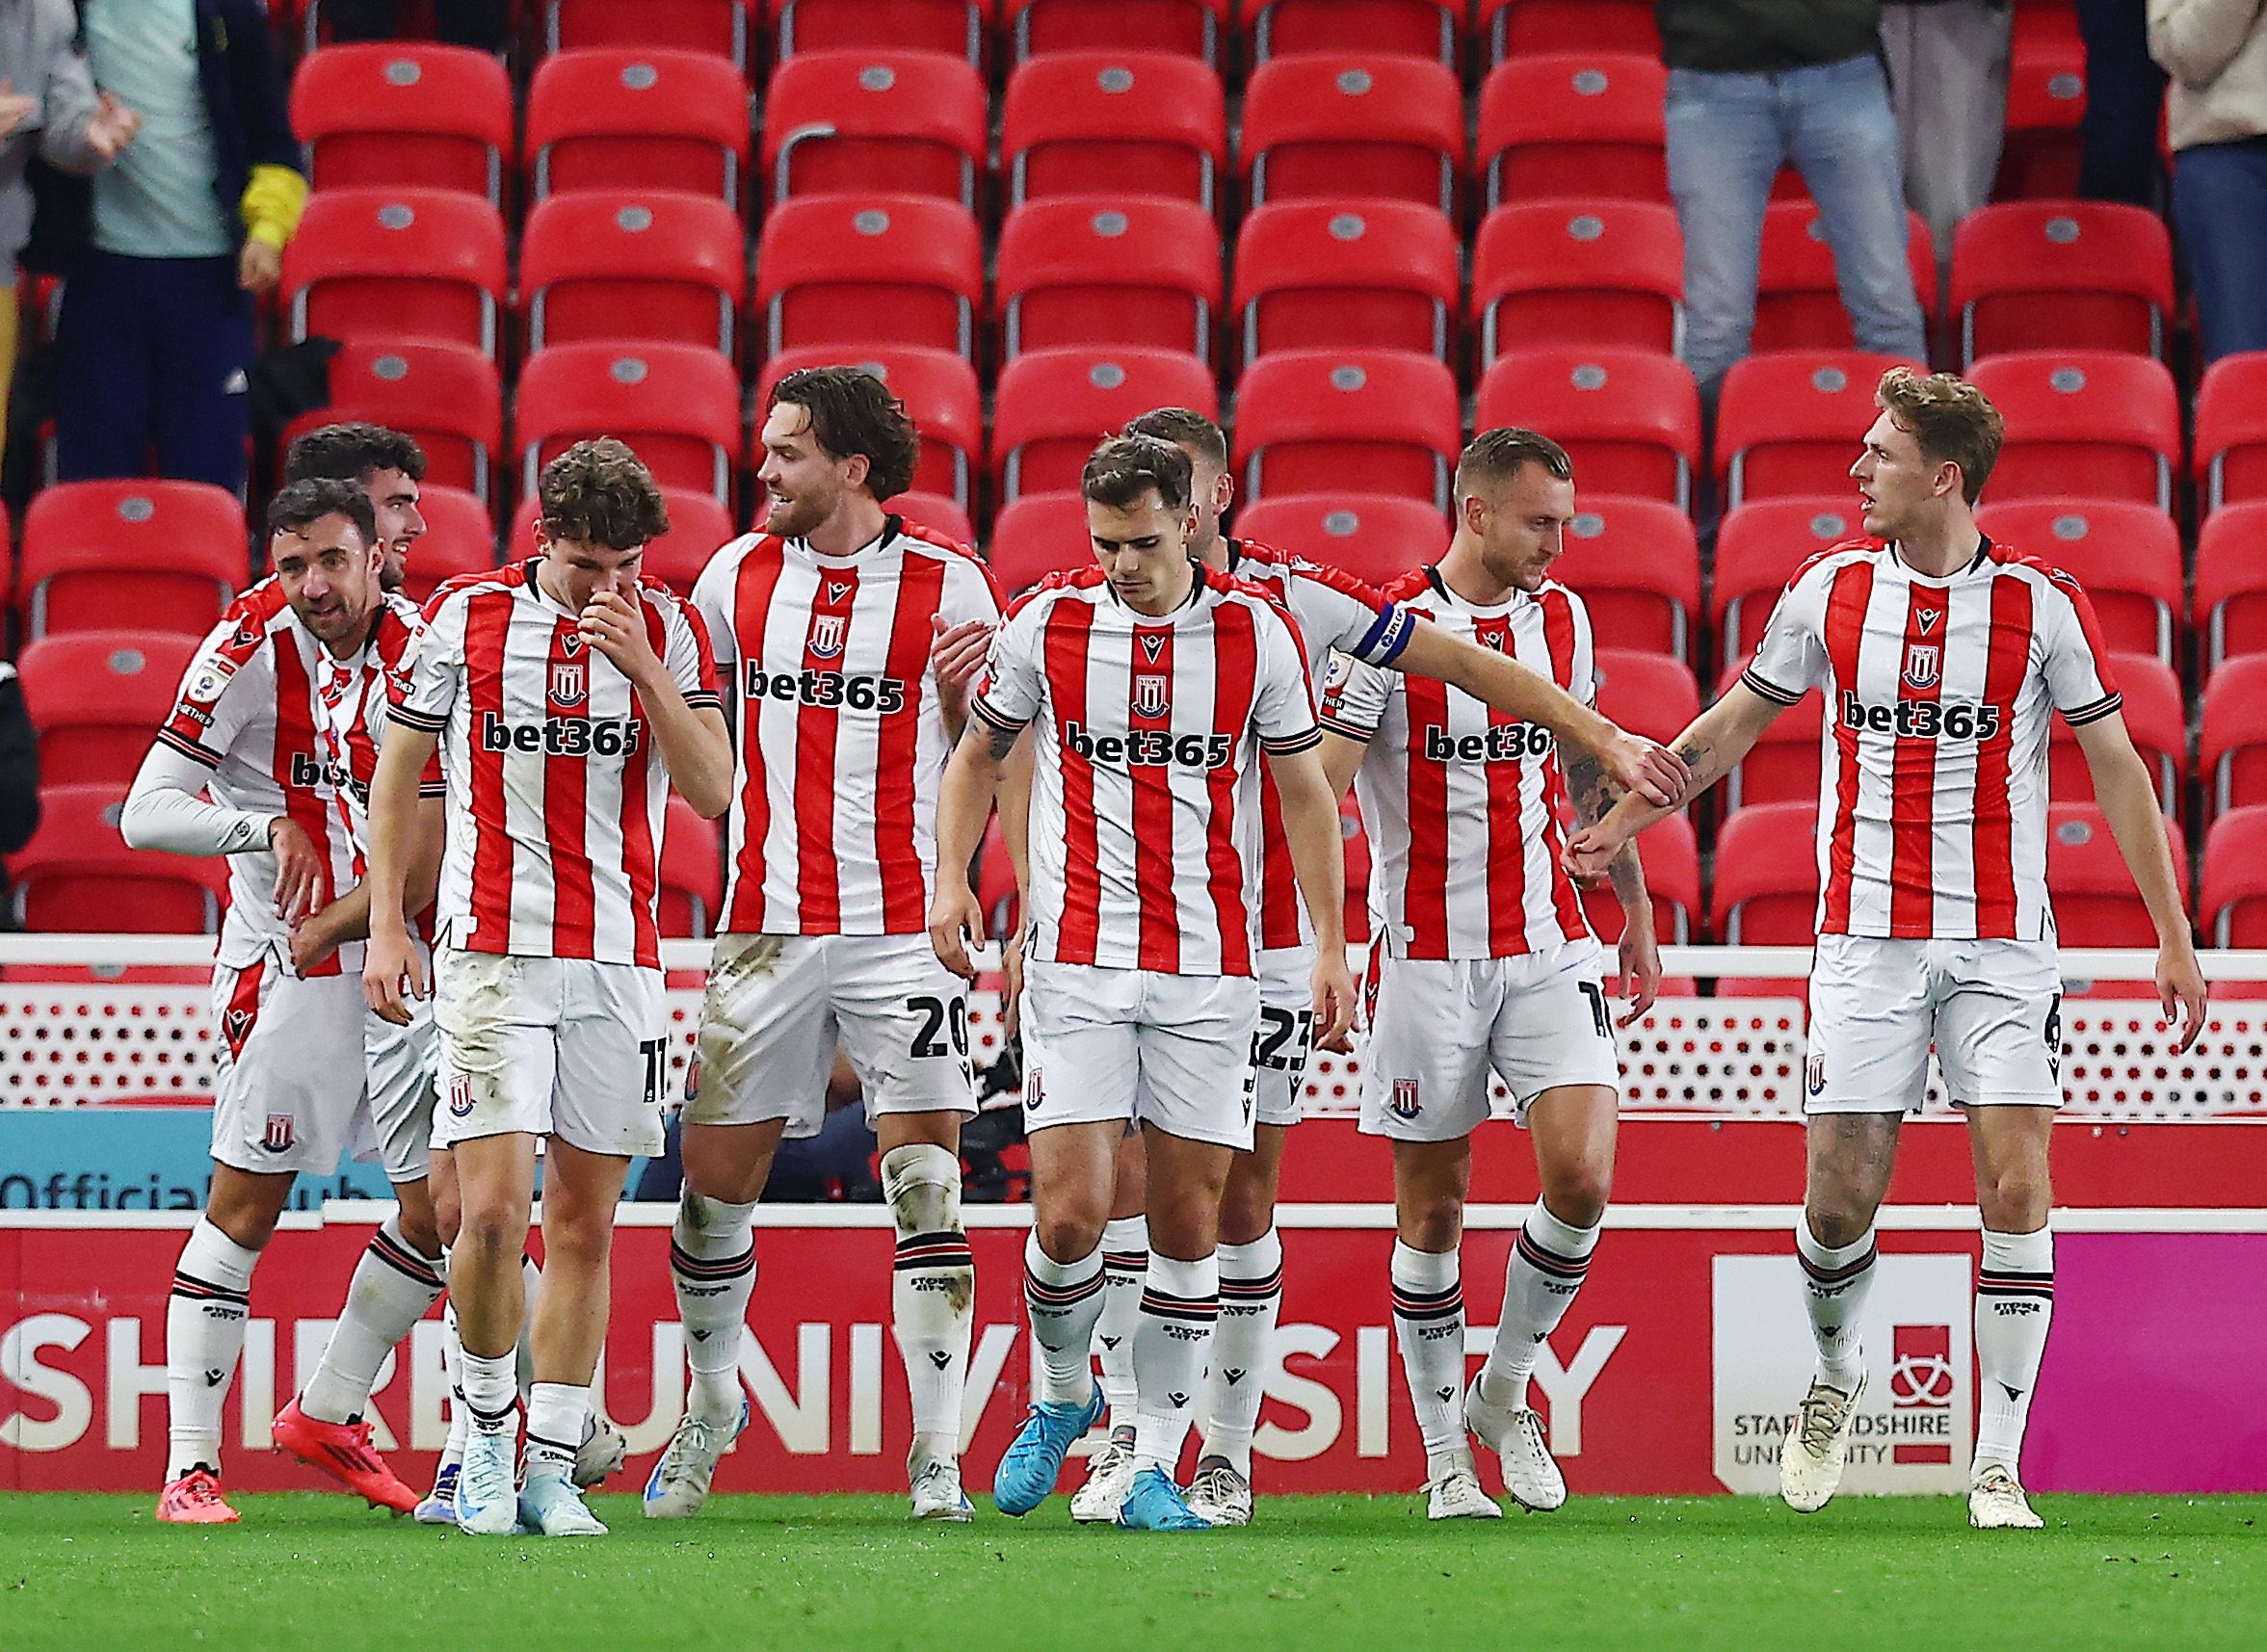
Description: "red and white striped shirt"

(1226, 538), (1417, 951)
(1322, 567), (1595, 961)
(1740, 536), (2122, 941)
(692, 517), (1002, 936)
(392, 559), (722, 967)
(972, 564), (1320, 977)
(156, 580), (359, 974)
(316, 593), (446, 929)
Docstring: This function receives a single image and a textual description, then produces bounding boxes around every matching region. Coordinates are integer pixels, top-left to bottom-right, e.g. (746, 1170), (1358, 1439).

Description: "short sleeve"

(2039, 569), (2123, 726)
(1320, 653), (1392, 743)
(664, 594), (724, 713)
(1740, 561), (1834, 705)
(1252, 604), (1321, 754)
(970, 596), (1048, 735)
(156, 616), (270, 769)
(944, 553), (1005, 630)
(1288, 560), (1416, 668)
(689, 549), (738, 670)
(390, 598), (464, 735)
(1566, 590), (1597, 711)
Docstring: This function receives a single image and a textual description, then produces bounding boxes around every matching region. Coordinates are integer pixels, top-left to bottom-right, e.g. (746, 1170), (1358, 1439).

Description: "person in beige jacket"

(2150, 0), (2267, 361)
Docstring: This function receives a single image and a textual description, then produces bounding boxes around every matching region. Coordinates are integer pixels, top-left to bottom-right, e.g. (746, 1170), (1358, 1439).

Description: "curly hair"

(537, 438), (672, 550)
(283, 421), (428, 485)
(266, 477), (377, 549)
(768, 365), (921, 501)
(1876, 366), (2004, 504)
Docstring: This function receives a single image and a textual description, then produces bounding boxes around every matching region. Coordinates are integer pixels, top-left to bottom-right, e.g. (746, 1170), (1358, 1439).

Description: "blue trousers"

(2174, 138), (2267, 366)
(2076, 0), (2166, 204)
(54, 250), (255, 497)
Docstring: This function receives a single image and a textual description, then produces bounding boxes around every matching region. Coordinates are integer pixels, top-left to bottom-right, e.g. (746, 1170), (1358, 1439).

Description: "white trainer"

(642, 1402), (745, 1520)
(1464, 1376), (1566, 1511)
(574, 1414), (628, 1488)
(1185, 1460), (1252, 1528)
(1968, 1464), (2044, 1530)
(1069, 1440), (1136, 1525)
(909, 1456), (974, 1522)
(1779, 1371), (1866, 1513)
(519, 1469), (608, 1536)
(453, 1429), (520, 1536)
(1425, 1456), (1504, 1521)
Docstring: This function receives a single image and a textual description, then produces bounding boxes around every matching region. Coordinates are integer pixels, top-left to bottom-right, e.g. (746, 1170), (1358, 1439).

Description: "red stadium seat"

(762, 50), (989, 208)
(996, 197), (1223, 361)
(2202, 806), (2267, 946)
(991, 347), (1220, 502)
(548, 0), (755, 67)
(2044, 652), (2183, 812)
(1472, 199), (1683, 362)
(1230, 494), (1441, 589)
(520, 193), (745, 354)
(1710, 800), (1820, 943)
(2202, 656), (2267, 819)
(1005, 0), (1230, 65)
(402, 485), (500, 604)
(19, 482), (246, 641)
(1583, 810), (1700, 946)
(755, 346), (982, 510)
(1246, 0), (1461, 66)
(514, 344), (745, 501)
(1995, 30), (2087, 201)
(1235, 200), (1460, 363)
(284, 340), (502, 506)
(282, 188), (508, 357)
(1717, 660), (1823, 810)
(16, 633), (198, 788)
(1479, 53), (1666, 209)
(989, 492), (1096, 592)
(291, 44), (514, 202)
(1715, 351), (1921, 509)
(1241, 56), (1464, 213)
(660, 797), (725, 938)
(892, 490), (978, 546)
(767, 0), (986, 61)
(1002, 53), (1228, 210)
(10, 785), (227, 932)
(2195, 503), (2267, 668)
(1482, 0), (1657, 61)
(1972, 499), (2183, 663)
(1753, 201), (1938, 353)
(1593, 648), (1699, 747)
(1233, 350), (1461, 510)
(509, 488), (736, 596)
(1951, 202), (2175, 363)
(1710, 498), (1864, 663)
(2195, 352), (2267, 512)
(1477, 346), (1700, 510)
(755, 196), (984, 357)
(525, 50), (751, 203)
(2047, 802), (2187, 946)
(1545, 497), (1700, 664)
(1963, 352), (2179, 510)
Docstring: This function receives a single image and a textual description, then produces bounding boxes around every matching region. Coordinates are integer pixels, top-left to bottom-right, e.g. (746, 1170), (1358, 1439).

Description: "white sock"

(1022, 1232), (1105, 1405)
(1975, 1226), (2055, 1475)
(1198, 1227), (1282, 1476)
(1479, 1201), (1600, 1411)
(672, 1194), (758, 1427)
(525, 1381), (590, 1480)
(440, 1294), (468, 1468)
(165, 1218), (258, 1481)
(1794, 1219), (1878, 1391)
(459, 1348), (518, 1438)
(1095, 1216), (1147, 1439)
(1390, 1240), (1466, 1460)
(301, 1214), (446, 1424)
(883, 1144), (974, 1462)
(1132, 1250), (1219, 1477)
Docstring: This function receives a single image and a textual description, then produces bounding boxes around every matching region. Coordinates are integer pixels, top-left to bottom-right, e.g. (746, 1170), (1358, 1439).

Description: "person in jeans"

(2151, 0), (2267, 363)
(1658, 0), (1930, 393)
(2081, 0), (2170, 203)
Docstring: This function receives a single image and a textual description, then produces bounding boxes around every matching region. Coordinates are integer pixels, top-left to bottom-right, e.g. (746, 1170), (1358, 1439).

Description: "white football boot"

(1779, 1370), (1867, 1513)
(1069, 1438), (1137, 1525)
(909, 1454), (974, 1522)
(1968, 1464), (2044, 1530)
(1184, 1460), (1253, 1528)
(452, 1429), (521, 1536)
(1424, 1453), (1504, 1521)
(642, 1401), (746, 1520)
(1464, 1375), (1567, 1512)
(519, 1468), (609, 1536)
(574, 1414), (628, 1488)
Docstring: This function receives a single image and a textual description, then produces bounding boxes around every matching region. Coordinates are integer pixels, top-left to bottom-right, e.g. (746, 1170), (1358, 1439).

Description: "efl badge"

(1133, 673), (1169, 718)
(1806, 1052), (1826, 1097)
(809, 613), (847, 661)
(551, 661), (588, 707)
(448, 1070), (476, 1119)
(1902, 643), (1940, 691)
(1389, 1077), (1421, 1119)
(262, 1114), (296, 1154)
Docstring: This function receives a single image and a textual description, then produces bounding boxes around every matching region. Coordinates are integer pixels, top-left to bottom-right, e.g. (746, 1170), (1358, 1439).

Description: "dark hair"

(283, 421), (428, 486)
(1082, 434), (1193, 511)
(537, 438), (671, 550)
(1122, 406), (1227, 469)
(1456, 427), (1574, 498)
(266, 477), (377, 549)
(768, 365), (920, 502)
(1877, 366), (2004, 504)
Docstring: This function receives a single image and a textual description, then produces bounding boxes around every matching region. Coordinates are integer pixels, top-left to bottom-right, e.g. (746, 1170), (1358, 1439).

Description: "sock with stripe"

(1132, 1250), (1220, 1477)
(1390, 1240), (1467, 1460)
(515, 1253), (540, 1401)
(1198, 1227), (1283, 1477)
(300, 1213), (446, 1425)
(1023, 1232), (1106, 1405)
(1095, 1216), (1147, 1440)
(458, 1348), (519, 1439)
(672, 1194), (759, 1428)
(1975, 1225), (2055, 1474)
(1478, 1201), (1600, 1412)
(165, 1218), (259, 1481)
(524, 1381), (589, 1481)
(883, 1144), (975, 1463)
(1795, 1219), (1879, 1392)
(439, 1291), (468, 1470)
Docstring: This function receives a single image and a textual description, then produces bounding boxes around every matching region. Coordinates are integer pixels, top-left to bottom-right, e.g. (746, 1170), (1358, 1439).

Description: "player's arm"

(121, 739), (324, 922)
(1566, 748), (1660, 1024)
(1267, 738), (1357, 1048)
(362, 723), (436, 1025)
(1566, 680), (1788, 882)
(992, 729), (1036, 1033)
(930, 714), (1016, 980)
(1321, 729), (1369, 801)
(580, 589), (734, 819)
(2073, 711), (2206, 1053)
(291, 798), (446, 973)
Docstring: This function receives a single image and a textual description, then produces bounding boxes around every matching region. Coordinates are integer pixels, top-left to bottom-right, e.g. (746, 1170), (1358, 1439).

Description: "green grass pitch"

(3, 1494), (2262, 1651)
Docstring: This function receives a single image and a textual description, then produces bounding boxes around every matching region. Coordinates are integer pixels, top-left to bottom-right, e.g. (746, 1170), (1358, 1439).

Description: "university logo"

(1133, 673), (1169, 718)
(1902, 643), (1940, 691)
(1887, 1324), (1956, 1463)
(550, 661), (588, 707)
(448, 1070), (476, 1119)
(262, 1114), (295, 1154)
(809, 614), (848, 661)
(1389, 1078), (1421, 1119)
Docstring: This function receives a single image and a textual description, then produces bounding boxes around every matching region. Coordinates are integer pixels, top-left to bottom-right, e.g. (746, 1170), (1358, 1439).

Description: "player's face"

(1172, 442), (1235, 566)
(536, 526), (646, 613)
(361, 465), (425, 593)
(272, 514), (381, 649)
(1089, 489), (1199, 616)
(756, 402), (855, 539)
(1852, 411), (1948, 539)
(1466, 463), (1577, 593)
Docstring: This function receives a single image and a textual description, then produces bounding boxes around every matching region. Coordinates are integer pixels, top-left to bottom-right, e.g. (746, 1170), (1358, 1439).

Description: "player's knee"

(1400, 1197), (1463, 1255)
(397, 1205), (442, 1258)
(1541, 1164), (1612, 1231)
(881, 1143), (963, 1237)
(1218, 1182), (1274, 1247)
(1979, 1165), (2051, 1230)
(1804, 1200), (1874, 1250)
(1034, 1208), (1105, 1264)
(455, 1200), (521, 1260)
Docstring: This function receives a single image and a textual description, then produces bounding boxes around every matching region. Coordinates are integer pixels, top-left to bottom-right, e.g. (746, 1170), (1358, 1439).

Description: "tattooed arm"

(1565, 748), (1661, 1023)
(1564, 680), (1786, 882)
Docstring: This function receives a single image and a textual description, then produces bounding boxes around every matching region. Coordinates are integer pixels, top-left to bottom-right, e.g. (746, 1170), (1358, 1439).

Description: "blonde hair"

(1876, 367), (2004, 504)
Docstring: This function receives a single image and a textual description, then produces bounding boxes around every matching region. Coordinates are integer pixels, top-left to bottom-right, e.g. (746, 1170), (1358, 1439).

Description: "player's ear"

(1212, 465), (1234, 518)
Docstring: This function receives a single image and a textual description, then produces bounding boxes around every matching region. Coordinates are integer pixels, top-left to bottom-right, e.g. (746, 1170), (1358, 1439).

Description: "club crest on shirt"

(1903, 643), (1940, 690)
(809, 613), (848, 661)
(1389, 1077), (1421, 1119)
(550, 661), (588, 707)
(1132, 673), (1169, 718)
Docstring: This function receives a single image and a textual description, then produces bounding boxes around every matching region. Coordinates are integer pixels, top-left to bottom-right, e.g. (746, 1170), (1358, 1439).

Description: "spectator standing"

(51, 0), (302, 498)
(1658, 0), (1930, 394)
(0, 658), (39, 927)
(2151, 0), (2267, 363)
(2081, 0), (2170, 202)
(1881, 1), (2013, 259)
(328, 0), (511, 52)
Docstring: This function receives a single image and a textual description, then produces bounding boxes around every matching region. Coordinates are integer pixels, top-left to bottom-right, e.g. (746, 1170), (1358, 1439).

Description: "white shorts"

(1252, 946), (1316, 1129)
(1358, 938), (1620, 1143)
(685, 931), (977, 1136)
(1805, 934), (2064, 1114)
(366, 996), (439, 1184)
(1020, 961), (1261, 1151)
(432, 949), (668, 1158)
(209, 957), (371, 1176)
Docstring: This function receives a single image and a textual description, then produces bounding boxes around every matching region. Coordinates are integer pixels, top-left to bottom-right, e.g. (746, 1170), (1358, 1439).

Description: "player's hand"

(579, 585), (663, 685)
(1001, 923), (1026, 1038)
(927, 878), (985, 982)
(1602, 729), (1688, 809)
(0, 80), (38, 139)
(930, 616), (992, 721)
(2157, 933), (2208, 1056)
(1309, 948), (1357, 1051)
(289, 910), (339, 977)
(362, 925), (427, 1027)
(237, 236), (282, 293)
(1616, 918), (1660, 1027)
(1562, 823), (1623, 886)
(85, 91), (143, 160)
(268, 817), (323, 924)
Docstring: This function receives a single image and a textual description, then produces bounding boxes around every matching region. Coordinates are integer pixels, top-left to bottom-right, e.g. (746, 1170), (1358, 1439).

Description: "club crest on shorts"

(808, 613), (847, 661)
(448, 1070), (476, 1118)
(1903, 643), (1940, 691)
(1806, 1052), (1827, 1097)
(550, 660), (588, 707)
(261, 1113), (295, 1153)
(1133, 673), (1169, 718)
(1023, 1066), (1043, 1110)
(1389, 1077), (1421, 1119)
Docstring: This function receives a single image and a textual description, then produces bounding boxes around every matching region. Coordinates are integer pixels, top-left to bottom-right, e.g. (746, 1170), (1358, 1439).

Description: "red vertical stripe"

(877, 556), (947, 934)
(1255, 773), (1299, 950)
(793, 568), (857, 931)
(1127, 621), (1180, 971)
(464, 591), (518, 954)
(1204, 603), (1259, 977)
(270, 633), (343, 976)
(1046, 600), (1101, 965)
(1971, 574), (2032, 939)
(1402, 670), (1453, 959)
(1887, 587), (1944, 937)
(724, 546), (786, 932)
(1537, 591), (1590, 945)
(546, 620), (596, 958)
(1476, 616), (1530, 957)
(618, 598), (667, 969)
(1820, 561), (1877, 935)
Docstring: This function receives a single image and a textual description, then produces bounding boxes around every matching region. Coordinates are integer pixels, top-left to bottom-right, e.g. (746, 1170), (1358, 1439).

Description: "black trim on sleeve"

(1262, 726), (1323, 757)
(1318, 714), (1379, 745)
(387, 705), (447, 734)
(1737, 669), (1804, 707)
(971, 697), (1029, 737)
(417, 782), (448, 800)
(155, 727), (222, 769)
(683, 690), (725, 713)
(2059, 692), (2123, 729)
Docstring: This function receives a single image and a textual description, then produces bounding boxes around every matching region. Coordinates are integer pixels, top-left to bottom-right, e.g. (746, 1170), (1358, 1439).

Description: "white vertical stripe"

(1844, 570), (1909, 936)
